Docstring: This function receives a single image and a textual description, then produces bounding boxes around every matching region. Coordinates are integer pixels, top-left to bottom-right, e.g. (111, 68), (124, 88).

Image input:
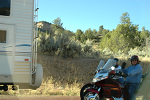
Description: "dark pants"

(125, 83), (140, 100)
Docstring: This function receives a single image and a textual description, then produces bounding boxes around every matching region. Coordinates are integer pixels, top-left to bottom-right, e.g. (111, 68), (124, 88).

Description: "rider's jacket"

(122, 64), (143, 83)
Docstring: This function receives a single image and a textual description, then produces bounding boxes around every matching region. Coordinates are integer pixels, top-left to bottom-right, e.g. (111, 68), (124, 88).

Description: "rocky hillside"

(37, 21), (52, 32)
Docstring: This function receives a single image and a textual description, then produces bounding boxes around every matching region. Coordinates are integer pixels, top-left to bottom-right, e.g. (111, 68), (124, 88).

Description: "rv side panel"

(0, 0), (34, 84)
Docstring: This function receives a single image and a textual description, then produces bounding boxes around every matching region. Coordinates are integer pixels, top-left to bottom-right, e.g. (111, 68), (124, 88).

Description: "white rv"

(0, 0), (43, 91)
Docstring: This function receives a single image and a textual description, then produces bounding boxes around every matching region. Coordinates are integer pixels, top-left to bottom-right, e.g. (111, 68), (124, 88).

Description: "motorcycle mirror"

(111, 66), (115, 70)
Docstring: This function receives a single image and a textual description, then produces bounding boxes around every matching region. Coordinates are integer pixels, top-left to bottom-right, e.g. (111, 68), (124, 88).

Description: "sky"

(38, 0), (150, 33)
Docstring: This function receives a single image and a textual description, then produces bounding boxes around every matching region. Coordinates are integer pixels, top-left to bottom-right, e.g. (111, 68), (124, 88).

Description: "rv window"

(0, 30), (6, 43)
(0, 0), (11, 16)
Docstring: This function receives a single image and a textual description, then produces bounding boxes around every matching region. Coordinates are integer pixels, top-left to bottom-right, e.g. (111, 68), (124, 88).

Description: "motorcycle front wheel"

(83, 91), (106, 100)
(80, 84), (93, 100)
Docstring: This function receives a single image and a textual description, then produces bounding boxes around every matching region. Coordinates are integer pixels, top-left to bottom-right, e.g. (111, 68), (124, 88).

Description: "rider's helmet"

(113, 58), (119, 62)
(113, 58), (119, 68)
(131, 55), (140, 64)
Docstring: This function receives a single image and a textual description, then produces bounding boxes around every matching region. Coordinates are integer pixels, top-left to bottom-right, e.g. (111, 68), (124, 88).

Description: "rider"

(122, 55), (143, 100)
(113, 58), (124, 84)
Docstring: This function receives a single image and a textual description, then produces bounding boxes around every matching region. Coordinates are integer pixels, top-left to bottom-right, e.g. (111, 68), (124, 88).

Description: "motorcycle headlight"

(92, 76), (108, 82)
(92, 78), (101, 83)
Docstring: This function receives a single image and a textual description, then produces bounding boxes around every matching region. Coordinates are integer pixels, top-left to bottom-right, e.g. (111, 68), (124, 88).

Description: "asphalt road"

(0, 96), (80, 100)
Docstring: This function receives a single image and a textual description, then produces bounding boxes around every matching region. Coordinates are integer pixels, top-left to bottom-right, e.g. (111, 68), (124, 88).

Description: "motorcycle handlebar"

(113, 71), (128, 78)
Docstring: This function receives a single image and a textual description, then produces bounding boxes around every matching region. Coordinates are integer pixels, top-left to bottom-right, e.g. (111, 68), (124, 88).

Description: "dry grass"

(0, 54), (150, 96)
(36, 55), (102, 96)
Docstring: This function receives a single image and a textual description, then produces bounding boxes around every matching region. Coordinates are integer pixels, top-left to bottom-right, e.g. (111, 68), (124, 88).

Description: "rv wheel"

(12, 85), (18, 90)
(3, 85), (8, 91)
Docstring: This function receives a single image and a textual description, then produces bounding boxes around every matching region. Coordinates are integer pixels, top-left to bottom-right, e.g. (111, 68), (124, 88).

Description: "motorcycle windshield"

(96, 60), (105, 71)
(99, 59), (116, 73)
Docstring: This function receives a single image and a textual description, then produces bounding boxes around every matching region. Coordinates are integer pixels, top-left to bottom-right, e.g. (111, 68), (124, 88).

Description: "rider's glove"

(115, 71), (122, 76)
(121, 62), (126, 69)
(115, 73), (120, 76)
(122, 73), (128, 77)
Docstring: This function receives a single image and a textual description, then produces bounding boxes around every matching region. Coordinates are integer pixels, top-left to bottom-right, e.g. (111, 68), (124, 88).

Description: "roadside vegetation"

(1, 54), (149, 96)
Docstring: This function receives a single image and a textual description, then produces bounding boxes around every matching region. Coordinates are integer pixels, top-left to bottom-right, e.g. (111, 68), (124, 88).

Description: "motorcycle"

(80, 59), (148, 100)
(80, 60), (106, 98)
